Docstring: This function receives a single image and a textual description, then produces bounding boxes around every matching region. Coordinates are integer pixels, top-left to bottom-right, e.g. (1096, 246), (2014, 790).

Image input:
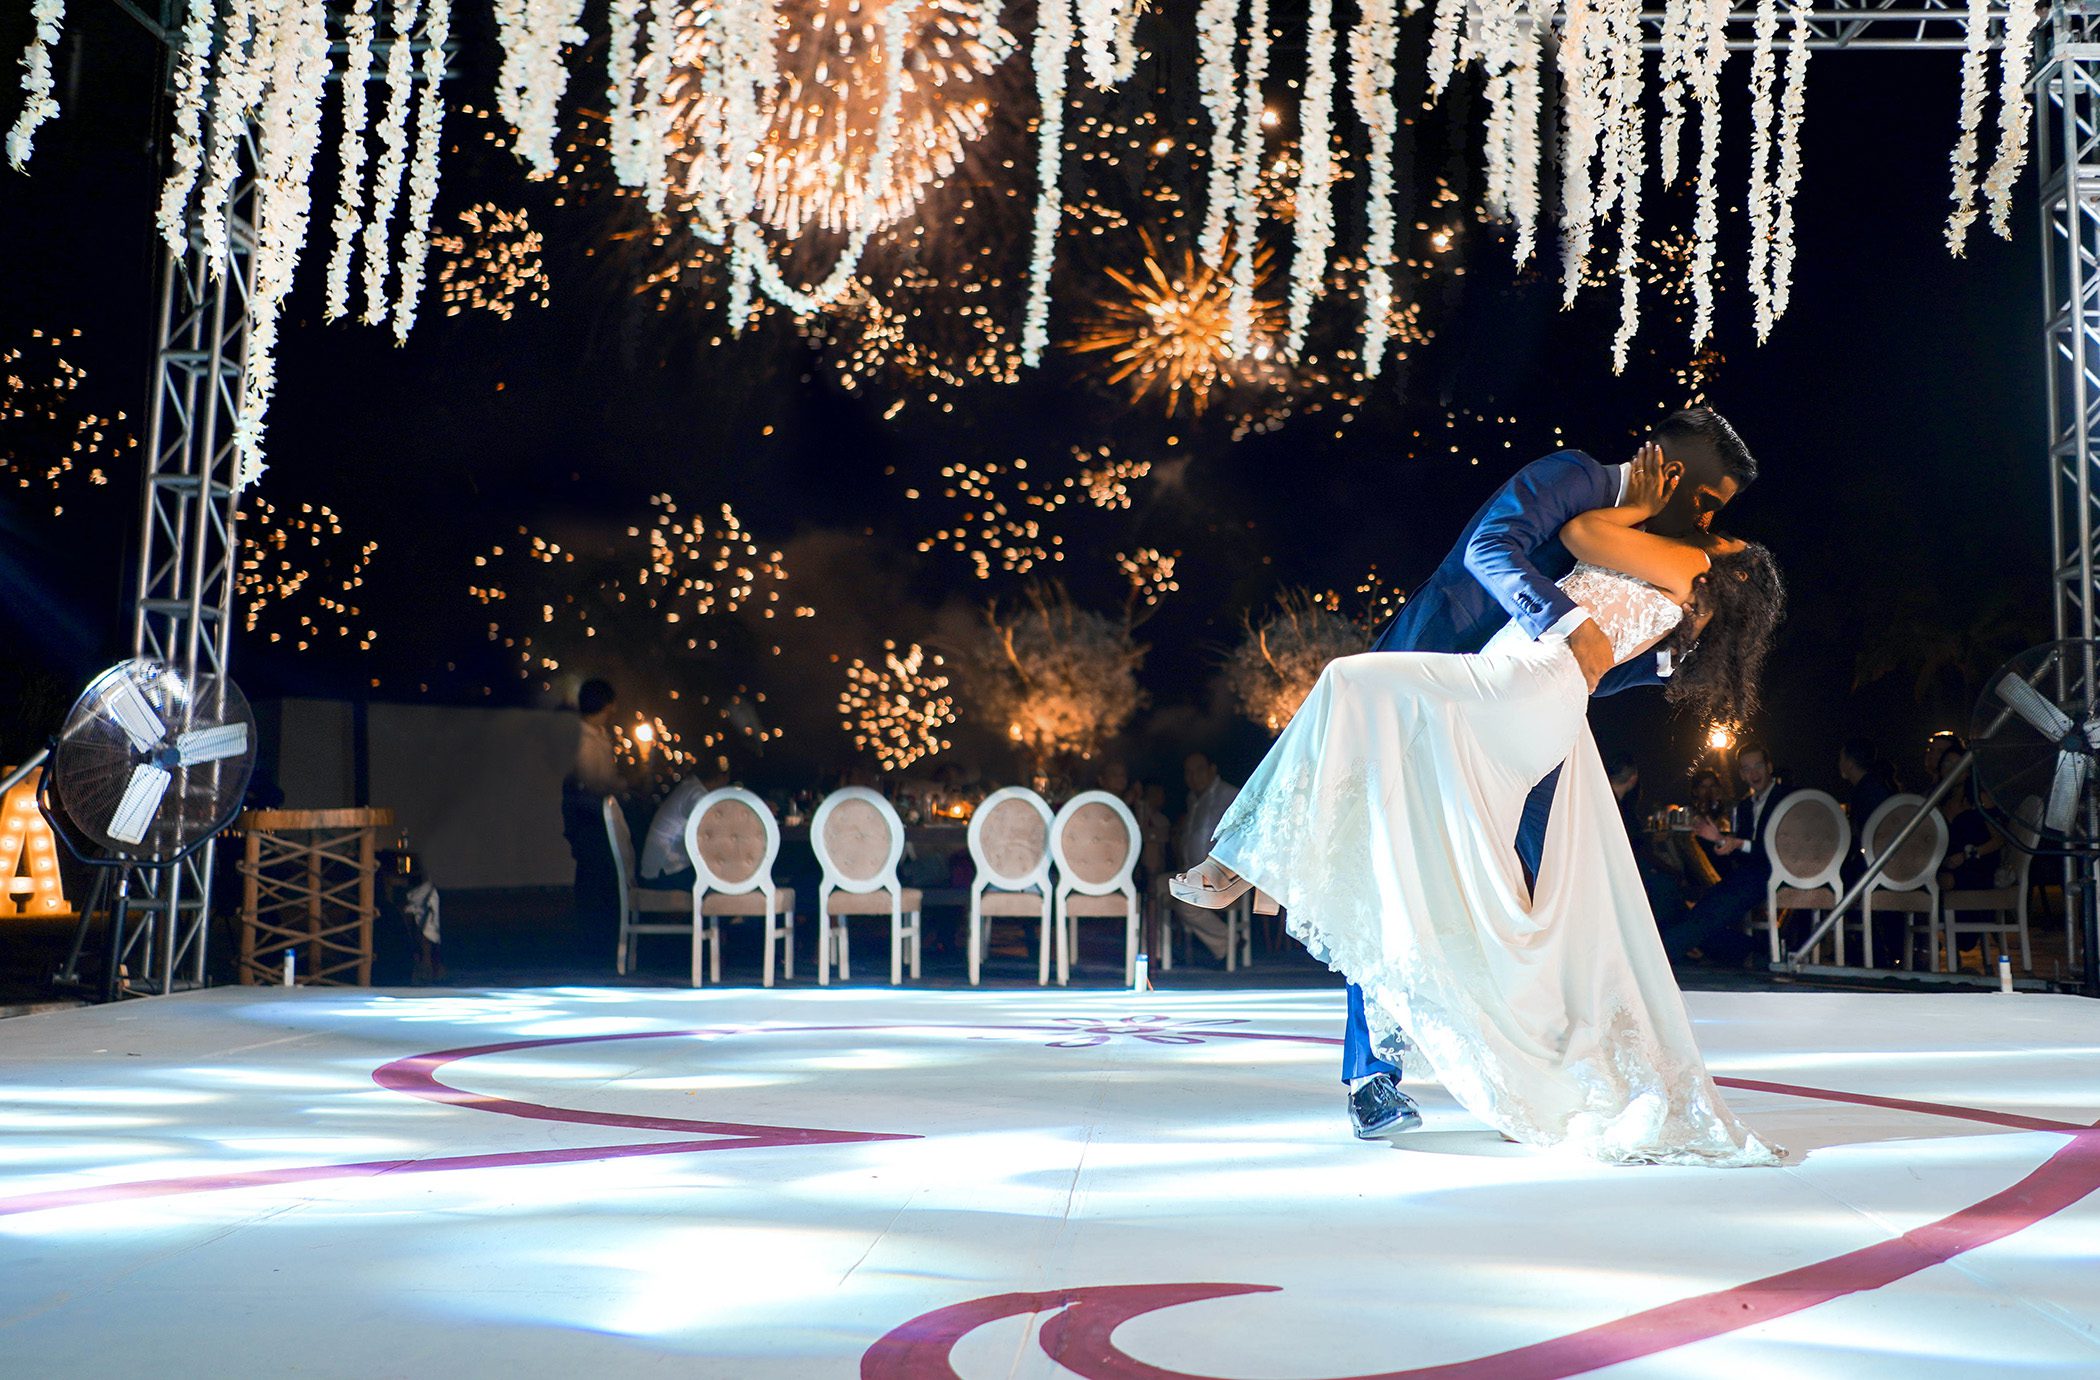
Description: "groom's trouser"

(1341, 765), (1560, 1083)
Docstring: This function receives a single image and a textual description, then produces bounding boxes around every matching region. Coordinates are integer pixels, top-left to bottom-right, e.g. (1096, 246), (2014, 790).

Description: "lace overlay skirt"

(1210, 641), (1784, 1168)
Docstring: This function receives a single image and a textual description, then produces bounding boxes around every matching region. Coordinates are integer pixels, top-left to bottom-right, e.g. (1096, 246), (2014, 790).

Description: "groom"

(1340, 406), (1759, 1140)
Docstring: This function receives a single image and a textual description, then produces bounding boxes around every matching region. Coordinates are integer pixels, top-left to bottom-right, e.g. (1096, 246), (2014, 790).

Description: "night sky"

(0, 1), (2052, 813)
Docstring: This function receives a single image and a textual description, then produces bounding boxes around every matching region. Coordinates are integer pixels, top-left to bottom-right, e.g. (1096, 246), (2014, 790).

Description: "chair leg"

(784, 912), (796, 981)
(1124, 909), (1137, 987)
(763, 913), (777, 988)
(690, 919), (706, 989)
(1767, 895), (1781, 966)
(968, 904), (982, 987)
(1056, 908), (1070, 986)
(1037, 909), (1050, 986)
(819, 915), (831, 986)
(910, 911), (922, 979)
(710, 923), (722, 984)
(890, 907), (903, 986)
(2018, 895), (2032, 972)
(617, 917), (630, 977)
(840, 922), (852, 982)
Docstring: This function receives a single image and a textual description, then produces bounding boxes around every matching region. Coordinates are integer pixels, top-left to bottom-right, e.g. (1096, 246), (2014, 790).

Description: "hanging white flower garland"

(1985, 0), (2042, 238)
(1225, 0), (1272, 354)
(1558, 0), (1602, 308)
(391, 0), (453, 341)
(1767, 0), (1811, 324)
(235, 0), (333, 488)
(493, 0), (588, 178)
(1078, 0), (1141, 89)
(1603, 0), (1646, 372)
(1946, 0), (1994, 254)
(1285, 0), (1337, 355)
(1745, 0), (1781, 341)
(325, 0), (378, 322)
(199, 0), (272, 274)
(607, 0), (647, 189)
(361, 0), (421, 323)
(1687, 0), (1728, 346)
(1196, 0), (1243, 267)
(7, 0), (66, 170)
(1348, 0), (1400, 376)
(1023, 0), (1076, 362)
(156, 0), (218, 254)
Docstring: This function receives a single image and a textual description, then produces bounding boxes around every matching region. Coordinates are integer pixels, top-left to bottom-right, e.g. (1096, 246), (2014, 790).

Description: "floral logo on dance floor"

(1039, 1016), (1249, 1048)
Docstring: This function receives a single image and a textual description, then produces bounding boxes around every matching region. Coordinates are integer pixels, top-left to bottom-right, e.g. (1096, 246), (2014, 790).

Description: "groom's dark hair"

(1654, 407), (1756, 490)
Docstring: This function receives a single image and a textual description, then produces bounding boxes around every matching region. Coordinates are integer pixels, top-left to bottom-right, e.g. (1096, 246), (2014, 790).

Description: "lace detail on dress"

(1558, 562), (1684, 665)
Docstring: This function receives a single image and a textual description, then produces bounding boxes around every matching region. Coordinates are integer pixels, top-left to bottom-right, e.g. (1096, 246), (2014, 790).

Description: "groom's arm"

(1461, 453), (1592, 638)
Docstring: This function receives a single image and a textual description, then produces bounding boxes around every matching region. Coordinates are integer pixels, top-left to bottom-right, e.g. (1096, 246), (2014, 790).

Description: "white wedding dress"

(1210, 563), (1785, 1167)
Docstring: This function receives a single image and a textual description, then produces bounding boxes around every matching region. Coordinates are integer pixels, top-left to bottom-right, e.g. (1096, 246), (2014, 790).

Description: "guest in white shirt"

(1170, 753), (1241, 961)
(638, 772), (727, 891)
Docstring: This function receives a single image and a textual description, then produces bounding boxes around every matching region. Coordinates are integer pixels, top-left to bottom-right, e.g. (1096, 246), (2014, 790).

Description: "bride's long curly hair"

(1663, 542), (1785, 725)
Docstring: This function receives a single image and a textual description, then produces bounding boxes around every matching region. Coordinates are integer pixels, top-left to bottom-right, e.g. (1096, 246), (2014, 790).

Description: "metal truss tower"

(2036, 1), (2100, 987)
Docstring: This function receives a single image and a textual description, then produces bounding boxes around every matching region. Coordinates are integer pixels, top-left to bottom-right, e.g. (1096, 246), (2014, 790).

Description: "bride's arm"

(1562, 512), (1708, 598)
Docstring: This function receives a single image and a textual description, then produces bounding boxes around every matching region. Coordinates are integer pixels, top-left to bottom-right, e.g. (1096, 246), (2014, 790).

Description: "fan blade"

(2045, 751), (2091, 836)
(1996, 672), (2075, 741)
(175, 722), (248, 766)
(105, 675), (168, 754)
(108, 764), (172, 846)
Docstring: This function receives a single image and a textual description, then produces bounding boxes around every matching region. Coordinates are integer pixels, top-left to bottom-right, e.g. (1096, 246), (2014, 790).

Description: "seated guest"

(1667, 741), (1794, 964)
(1838, 735), (1900, 964)
(1686, 767), (1730, 876)
(638, 768), (731, 892)
(1937, 770), (2003, 893)
(1609, 752), (1687, 926)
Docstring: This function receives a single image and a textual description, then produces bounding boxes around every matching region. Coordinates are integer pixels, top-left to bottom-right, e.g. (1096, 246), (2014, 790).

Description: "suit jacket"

(1730, 780), (1797, 875)
(1370, 449), (1665, 697)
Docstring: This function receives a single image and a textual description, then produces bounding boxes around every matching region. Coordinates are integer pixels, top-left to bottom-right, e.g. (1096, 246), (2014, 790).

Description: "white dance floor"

(2, 985), (2096, 1378)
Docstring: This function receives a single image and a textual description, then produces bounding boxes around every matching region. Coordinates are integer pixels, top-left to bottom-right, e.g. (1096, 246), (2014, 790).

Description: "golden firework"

(1066, 239), (1291, 418)
(432, 203), (551, 320)
(839, 641), (957, 772)
(665, 0), (1014, 239)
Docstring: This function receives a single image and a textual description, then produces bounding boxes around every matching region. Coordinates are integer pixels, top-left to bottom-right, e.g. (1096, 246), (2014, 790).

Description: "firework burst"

(432, 202), (551, 319)
(839, 640), (957, 771)
(237, 497), (380, 650)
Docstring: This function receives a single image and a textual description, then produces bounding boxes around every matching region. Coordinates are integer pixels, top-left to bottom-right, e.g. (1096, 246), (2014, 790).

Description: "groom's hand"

(1569, 619), (1613, 692)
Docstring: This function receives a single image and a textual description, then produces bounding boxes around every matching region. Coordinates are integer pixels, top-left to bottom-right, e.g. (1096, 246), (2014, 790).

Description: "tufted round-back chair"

(1863, 795), (1949, 893)
(813, 788), (904, 890)
(685, 789), (777, 893)
(1048, 790), (1142, 986)
(1759, 790), (1850, 965)
(966, 787), (1055, 985)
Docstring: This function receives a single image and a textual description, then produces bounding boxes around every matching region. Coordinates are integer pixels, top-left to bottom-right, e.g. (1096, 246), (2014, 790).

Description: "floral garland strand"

(1767, 0), (1810, 325)
(324, 0), (378, 321)
(1656, 0), (1694, 187)
(1946, 0), (1994, 254)
(1604, 0), (1645, 371)
(1475, 0), (1518, 235)
(742, 0), (918, 316)
(1557, 0), (1602, 307)
(1022, 0), (1076, 362)
(1196, 0), (1242, 267)
(1348, 0), (1400, 375)
(7, 0), (66, 170)
(493, 0), (587, 179)
(640, 0), (677, 213)
(1426, 0), (1467, 96)
(1984, 0), (2043, 239)
(156, 0), (218, 254)
(234, 0), (332, 488)
(199, 0), (271, 274)
(606, 0), (646, 187)
(1506, 0), (1544, 267)
(1225, 0), (1273, 354)
(1285, 0), (1337, 354)
(390, 0), (452, 342)
(720, 0), (783, 325)
(1078, 0), (1141, 88)
(361, 0), (421, 324)
(1745, 0), (1780, 341)
(1687, 0), (1728, 345)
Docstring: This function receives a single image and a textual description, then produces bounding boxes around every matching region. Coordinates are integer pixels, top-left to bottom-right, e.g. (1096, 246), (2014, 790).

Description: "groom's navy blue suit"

(1340, 449), (1666, 1082)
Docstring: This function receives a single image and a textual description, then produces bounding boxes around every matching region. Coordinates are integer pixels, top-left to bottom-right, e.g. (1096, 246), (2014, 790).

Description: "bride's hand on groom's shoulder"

(1625, 441), (1681, 518)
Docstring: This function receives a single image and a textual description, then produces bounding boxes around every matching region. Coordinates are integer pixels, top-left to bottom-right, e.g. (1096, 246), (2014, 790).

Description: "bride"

(1173, 450), (1787, 1167)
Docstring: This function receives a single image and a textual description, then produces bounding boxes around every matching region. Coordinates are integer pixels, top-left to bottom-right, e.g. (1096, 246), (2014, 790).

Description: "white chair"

(1049, 790), (1143, 986)
(965, 787), (1055, 986)
(607, 797), (703, 977)
(1941, 796), (2040, 973)
(811, 787), (923, 985)
(1761, 790), (1851, 965)
(683, 788), (797, 987)
(1859, 794), (1950, 971)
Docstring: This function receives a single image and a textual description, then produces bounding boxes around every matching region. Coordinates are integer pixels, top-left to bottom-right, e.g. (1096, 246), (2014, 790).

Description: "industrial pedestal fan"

(40, 659), (255, 999)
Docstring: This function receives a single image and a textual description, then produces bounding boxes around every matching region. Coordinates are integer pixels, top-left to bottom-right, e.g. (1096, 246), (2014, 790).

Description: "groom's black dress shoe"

(1348, 1072), (1422, 1140)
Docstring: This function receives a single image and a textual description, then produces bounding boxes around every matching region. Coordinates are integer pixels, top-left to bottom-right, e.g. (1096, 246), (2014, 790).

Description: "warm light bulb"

(1707, 725), (1735, 752)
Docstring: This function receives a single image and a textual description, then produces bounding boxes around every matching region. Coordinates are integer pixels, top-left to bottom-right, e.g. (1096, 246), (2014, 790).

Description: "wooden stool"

(235, 808), (396, 986)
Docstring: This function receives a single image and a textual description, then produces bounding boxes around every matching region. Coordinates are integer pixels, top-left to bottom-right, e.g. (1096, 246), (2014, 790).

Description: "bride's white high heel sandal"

(1168, 857), (1279, 914)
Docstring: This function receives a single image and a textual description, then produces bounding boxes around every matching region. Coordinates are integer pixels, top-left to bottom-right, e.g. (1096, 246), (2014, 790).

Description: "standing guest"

(1169, 752), (1240, 962)
(639, 767), (732, 892)
(1839, 736), (1896, 831)
(562, 679), (624, 943)
(1667, 742), (1794, 963)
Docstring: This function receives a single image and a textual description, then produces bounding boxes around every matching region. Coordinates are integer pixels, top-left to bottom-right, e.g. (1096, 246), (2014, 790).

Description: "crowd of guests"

(1614, 731), (2019, 970)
